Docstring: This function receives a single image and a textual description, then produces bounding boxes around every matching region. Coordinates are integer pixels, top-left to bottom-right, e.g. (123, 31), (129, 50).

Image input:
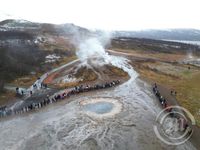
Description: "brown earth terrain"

(43, 61), (129, 89)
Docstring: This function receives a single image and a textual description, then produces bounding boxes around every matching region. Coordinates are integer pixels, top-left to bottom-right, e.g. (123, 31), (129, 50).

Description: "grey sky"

(0, 0), (199, 30)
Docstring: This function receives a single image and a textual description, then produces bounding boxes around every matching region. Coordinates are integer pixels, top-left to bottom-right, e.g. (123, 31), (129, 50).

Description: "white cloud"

(0, 0), (200, 30)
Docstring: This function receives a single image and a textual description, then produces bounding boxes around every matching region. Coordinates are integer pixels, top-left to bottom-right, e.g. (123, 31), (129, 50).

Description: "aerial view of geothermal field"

(0, 0), (200, 150)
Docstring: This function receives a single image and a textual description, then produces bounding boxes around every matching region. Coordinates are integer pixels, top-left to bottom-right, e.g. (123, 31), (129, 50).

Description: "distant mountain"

(0, 19), (94, 50)
(113, 29), (200, 41)
(0, 19), (91, 36)
(0, 12), (17, 22)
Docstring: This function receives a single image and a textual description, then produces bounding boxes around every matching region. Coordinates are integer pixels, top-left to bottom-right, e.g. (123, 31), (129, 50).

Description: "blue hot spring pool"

(83, 102), (114, 114)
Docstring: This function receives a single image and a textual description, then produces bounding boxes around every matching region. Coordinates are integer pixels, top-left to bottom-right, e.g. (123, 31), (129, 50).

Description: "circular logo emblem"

(154, 106), (195, 145)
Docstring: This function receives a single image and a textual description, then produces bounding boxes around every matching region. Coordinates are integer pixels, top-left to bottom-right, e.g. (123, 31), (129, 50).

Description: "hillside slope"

(0, 19), (91, 92)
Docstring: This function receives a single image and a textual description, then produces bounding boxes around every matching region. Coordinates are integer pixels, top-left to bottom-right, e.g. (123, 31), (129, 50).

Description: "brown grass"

(133, 56), (200, 126)
(111, 47), (200, 126)
(105, 65), (128, 77)
(11, 73), (42, 87)
(74, 67), (98, 82)
(112, 48), (186, 62)
(57, 81), (79, 89)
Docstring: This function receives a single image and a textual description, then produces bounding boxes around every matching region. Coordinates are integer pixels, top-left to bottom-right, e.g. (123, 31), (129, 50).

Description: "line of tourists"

(153, 83), (192, 134)
(0, 80), (120, 118)
(16, 82), (48, 97)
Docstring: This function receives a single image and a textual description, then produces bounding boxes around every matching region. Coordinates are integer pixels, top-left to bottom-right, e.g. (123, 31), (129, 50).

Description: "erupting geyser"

(75, 36), (138, 80)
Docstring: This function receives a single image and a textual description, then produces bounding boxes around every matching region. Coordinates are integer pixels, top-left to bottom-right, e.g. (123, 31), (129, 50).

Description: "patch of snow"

(34, 39), (39, 44)
(0, 27), (7, 31)
(45, 54), (61, 60)
(171, 45), (181, 48)
(15, 20), (30, 24)
(45, 54), (61, 63)
(62, 75), (77, 83)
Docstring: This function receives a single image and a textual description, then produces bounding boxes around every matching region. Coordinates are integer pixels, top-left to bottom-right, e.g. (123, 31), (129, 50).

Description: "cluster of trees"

(0, 45), (75, 93)
(0, 20), (88, 93)
(0, 44), (46, 93)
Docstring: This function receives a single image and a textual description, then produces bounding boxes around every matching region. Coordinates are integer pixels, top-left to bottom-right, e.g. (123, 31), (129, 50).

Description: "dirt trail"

(155, 84), (200, 149)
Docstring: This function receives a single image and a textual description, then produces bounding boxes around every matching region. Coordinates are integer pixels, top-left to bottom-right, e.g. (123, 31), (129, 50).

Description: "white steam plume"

(187, 52), (194, 60)
(76, 31), (112, 61)
(76, 38), (107, 61)
(75, 31), (138, 80)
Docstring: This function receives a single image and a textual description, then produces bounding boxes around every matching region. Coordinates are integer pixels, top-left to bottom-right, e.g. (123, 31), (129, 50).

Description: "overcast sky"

(0, 0), (199, 30)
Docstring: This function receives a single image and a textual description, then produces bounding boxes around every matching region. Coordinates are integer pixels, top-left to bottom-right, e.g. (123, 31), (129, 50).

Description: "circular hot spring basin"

(80, 98), (122, 118)
(83, 102), (114, 114)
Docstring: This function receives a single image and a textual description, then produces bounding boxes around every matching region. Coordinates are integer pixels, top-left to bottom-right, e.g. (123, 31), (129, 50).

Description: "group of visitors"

(0, 80), (120, 118)
(16, 87), (25, 96)
(170, 90), (177, 96)
(0, 106), (7, 117)
(153, 83), (192, 134)
(153, 83), (168, 109)
(29, 82), (48, 96)
(33, 82), (48, 90)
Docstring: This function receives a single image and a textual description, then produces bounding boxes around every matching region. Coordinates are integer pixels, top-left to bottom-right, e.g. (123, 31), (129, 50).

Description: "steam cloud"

(75, 31), (111, 61)
(75, 31), (138, 80)
(76, 38), (107, 61)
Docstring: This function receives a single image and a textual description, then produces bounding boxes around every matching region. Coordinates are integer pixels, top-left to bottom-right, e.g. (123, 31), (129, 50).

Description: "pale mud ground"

(0, 78), (196, 150)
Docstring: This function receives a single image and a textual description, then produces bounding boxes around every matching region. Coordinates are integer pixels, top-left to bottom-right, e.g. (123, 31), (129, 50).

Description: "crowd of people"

(0, 106), (7, 116)
(153, 83), (168, 109)
(0, 80), (120, 118)
(16, 82), (48, 97)
(153, 83), (192, 134)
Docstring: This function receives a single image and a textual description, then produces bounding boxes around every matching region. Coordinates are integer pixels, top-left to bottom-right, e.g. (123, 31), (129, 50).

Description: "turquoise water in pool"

(83, 102), (114, 114)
